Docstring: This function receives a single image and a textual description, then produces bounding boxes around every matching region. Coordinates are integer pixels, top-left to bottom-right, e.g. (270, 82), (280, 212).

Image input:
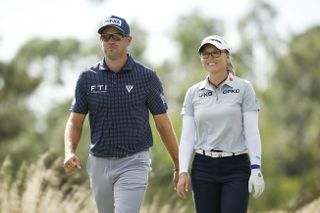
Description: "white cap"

(198, 35), (230, 53)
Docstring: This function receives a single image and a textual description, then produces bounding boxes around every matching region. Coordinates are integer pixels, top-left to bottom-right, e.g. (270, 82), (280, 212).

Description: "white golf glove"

(248, 169), (265, 198)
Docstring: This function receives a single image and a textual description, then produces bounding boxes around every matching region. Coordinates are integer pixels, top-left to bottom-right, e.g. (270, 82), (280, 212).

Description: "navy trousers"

(191, 153), (250, 213)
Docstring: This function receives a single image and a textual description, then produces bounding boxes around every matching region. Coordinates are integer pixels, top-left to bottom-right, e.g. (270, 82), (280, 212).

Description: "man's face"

(100, 26), (132, 61)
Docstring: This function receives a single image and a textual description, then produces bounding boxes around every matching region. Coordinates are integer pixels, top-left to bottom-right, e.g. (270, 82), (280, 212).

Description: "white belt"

(195, 150), (248, 158)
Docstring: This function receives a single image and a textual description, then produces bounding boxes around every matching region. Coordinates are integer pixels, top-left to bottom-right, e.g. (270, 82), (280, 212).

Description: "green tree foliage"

(0, 55), (46, 165)
(0, 61), (39, 140)
(0, 38), (90, 168)
(235, 0), (281, 82)
(11, 38), (81, 84)
(129, 21), (148, 62)
(266, 26), (320, 209)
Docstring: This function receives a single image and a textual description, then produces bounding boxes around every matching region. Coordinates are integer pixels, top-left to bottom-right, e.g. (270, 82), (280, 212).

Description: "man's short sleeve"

(70, 72), (88, 114)
(146, 72), (168, 115)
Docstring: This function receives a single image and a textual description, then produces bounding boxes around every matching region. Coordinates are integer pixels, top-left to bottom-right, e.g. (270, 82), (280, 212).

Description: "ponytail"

(226, 54), (235, 81)
(226, 56), (234, 75)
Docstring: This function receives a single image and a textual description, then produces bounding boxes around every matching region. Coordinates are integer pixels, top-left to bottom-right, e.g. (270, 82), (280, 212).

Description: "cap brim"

(98, 25), (126, 34)
(198, 41), (228, 53)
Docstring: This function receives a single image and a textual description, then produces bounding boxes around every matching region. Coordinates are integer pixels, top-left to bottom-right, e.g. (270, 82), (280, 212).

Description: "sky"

(1, 0), (320, 65)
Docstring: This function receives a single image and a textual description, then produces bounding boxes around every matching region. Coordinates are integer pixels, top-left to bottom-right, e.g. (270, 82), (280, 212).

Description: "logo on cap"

(208, 38), (222, 44)
(98, 15), (130, 34)
(105, 18), (122, 27)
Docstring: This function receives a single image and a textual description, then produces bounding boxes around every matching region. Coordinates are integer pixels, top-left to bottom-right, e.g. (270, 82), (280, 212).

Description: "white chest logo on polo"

(91, 84), (107, 93)
(126, 85), (134, 93)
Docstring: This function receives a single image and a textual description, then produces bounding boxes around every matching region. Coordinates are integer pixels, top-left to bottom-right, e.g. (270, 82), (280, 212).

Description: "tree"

(129, 21), (148, 62)
(235, 0), (281, 87)
(0, 61), (40, 140)
(0, 38), (90, 166)
(267, 26), (320, 209)
(11, 38), (82, 84)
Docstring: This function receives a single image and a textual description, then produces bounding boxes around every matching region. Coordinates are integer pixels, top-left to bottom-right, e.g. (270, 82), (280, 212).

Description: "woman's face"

(200, 44), (228, 74)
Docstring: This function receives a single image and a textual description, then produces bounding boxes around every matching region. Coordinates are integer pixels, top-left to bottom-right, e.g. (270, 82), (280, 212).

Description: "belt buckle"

(209, 151), (214, 158)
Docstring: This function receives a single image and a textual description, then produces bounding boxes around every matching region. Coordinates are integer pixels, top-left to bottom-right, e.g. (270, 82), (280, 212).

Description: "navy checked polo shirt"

(70, 55), (168, 157)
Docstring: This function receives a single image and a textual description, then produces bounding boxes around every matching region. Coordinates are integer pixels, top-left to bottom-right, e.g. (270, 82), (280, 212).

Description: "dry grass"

(0, 152), (318, 213)
(0, 153), (96, 213)
(0, 152), (187, 213)
(296, 197), (320, 213)
(260, 198), (320, 213)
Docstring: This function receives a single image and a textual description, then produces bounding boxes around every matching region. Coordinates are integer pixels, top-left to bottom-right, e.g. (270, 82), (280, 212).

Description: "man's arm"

(63, 112), (86, 172)
(153, 113), (179, 185)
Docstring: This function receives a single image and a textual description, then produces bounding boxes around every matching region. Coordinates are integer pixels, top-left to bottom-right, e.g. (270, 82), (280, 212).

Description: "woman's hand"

(176, 172), (190, 199)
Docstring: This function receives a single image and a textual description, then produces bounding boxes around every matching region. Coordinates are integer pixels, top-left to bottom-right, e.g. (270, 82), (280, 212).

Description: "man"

(63, 15), (179, 213)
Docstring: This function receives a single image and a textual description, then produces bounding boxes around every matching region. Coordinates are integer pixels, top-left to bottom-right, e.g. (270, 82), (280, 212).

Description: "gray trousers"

(87, 150), (150, 213)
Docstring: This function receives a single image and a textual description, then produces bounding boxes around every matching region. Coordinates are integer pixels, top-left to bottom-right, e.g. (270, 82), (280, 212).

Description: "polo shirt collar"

(199, 77), (210, 90)
(198, 73), (235, 90)
(98, 54), (135, 72)
(223, 74), (235, 87)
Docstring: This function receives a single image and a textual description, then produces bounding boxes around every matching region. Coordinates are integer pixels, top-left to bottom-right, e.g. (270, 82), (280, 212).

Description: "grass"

(0, 152), (318, 213)
(0, 152), (96, 213)
(0, 152), (187, 213)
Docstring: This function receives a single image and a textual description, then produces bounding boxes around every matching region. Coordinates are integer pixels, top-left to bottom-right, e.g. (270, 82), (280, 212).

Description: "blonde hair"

(226, 53), (235, 75)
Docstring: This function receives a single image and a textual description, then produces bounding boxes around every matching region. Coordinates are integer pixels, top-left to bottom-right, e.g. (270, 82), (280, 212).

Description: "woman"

(176, 35), (265, 213)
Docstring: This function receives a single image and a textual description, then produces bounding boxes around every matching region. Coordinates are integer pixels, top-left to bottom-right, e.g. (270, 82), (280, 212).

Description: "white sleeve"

(243, 111), (262, 167)
(179, 115), (196, 173)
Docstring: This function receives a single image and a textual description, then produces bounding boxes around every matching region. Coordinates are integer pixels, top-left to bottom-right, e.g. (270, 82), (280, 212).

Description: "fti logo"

(90, 84), (107, 93)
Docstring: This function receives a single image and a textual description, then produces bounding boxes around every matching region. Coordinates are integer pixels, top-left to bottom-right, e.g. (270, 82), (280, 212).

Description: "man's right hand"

(63, 152), (81, 173)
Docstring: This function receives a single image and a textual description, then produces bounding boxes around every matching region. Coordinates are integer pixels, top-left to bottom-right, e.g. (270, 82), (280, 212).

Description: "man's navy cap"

(98, 15), (130, 35)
